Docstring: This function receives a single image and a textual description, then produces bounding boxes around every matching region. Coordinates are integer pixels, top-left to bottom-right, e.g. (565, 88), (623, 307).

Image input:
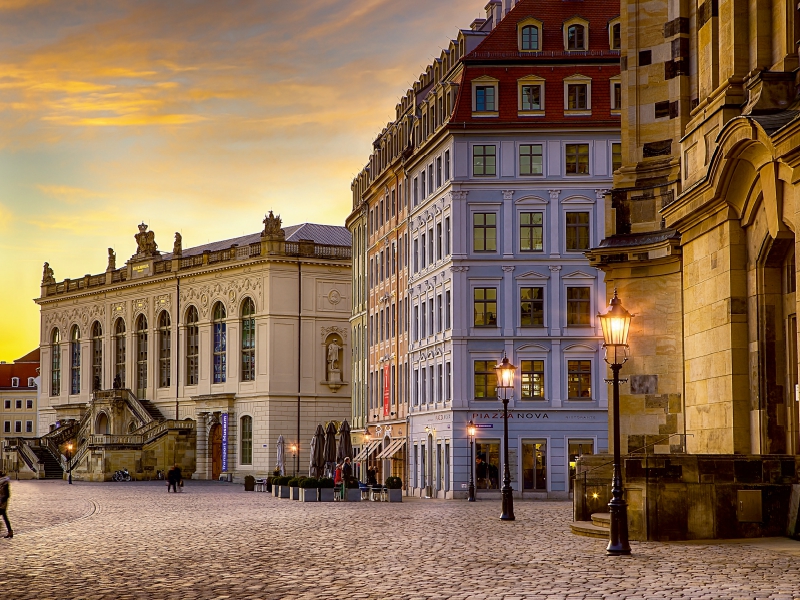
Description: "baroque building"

(0, 349), (39, 444)
(32, 213), (351, 481)
(579, 0), (800, 540)
(349, 0), (620, 498)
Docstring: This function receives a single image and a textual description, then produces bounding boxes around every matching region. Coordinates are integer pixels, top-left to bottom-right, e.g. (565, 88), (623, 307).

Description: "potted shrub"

(266, 476), (273, 493)
(277, 476), (291, 498)
(288, 477), (302, 500)
(318, 477), (335, 502)
(345, 477), (361, 502)
(385, 476), (403, 502)
(244, 475), (256, 492)
(300, 477), (318, 502)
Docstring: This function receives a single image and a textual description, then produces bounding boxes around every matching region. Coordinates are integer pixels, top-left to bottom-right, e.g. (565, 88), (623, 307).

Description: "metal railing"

(18, 443), (42, 475)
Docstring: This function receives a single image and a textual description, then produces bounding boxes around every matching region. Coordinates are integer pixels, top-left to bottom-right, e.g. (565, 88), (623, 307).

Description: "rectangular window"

(420, 233), (426, 269)
(436, 222), (442, 260)
(428, 299), (434, 336)
(414, 305), (419, 340)
(445, 290), (451, 329)
(444, 217), (451, 255)
(3, 421), (9, 433)
(444, 150), (450, 181)
(522, 441), (547, 490)
(568, 440), (594, 491)
(521, 85), (541, 110)
(421, 171), (426, 198)
(26, 400), (33, 409)
(26, 421), (33, 433)
(473, 213), (497, 252)
(521, 360), (545, 399)
(445, 362), (451, 400)
(437, 364), (443, 402)
(15, 421), (21, 433)
(240, 416), (253, 465)
(520, 287), (545, 326)
(413, 177), (419, 206)
(15, 400), (22, 409)
(567, 360), (592, 399)
(3, 400), (9, 409)
(379, 200), (384, 226)
(567, 84), (588, 110)
(475, 441), (500, 489)
(567, 287), (591, 325)
(520, 212), (544, 251)
(391, 189), (396, 217)
(421, 303), (426, 339)
(421, 367), (427, 403)
(475, 85), (496, 111)
(413, 239), (418, 272)
(612, 82), (622, 110)
(436, 156), (442, 188)
(612, 142), (622, 172)
(473, 145), (496, 176)
(428, 165), (434, 195)
(565, 143), (590, 175)
(473, 288), (498, 327)
(519, 144), (543, 176)
(566, 212), (590, 250)
(436, 294), (443, 333)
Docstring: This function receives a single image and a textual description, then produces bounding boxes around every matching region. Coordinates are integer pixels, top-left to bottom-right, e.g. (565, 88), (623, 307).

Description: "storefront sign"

(383, 365), (390, 416)
(221, 413), (229, 472)
(471, 412), (549, 420)
(475, 423), (493, 429)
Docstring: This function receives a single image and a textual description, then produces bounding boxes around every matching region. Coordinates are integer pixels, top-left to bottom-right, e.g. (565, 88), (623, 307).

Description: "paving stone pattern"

(0, 481), (798, 600)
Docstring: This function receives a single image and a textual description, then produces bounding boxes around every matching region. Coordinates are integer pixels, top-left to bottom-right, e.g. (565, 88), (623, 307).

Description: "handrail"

(68, 440), (90, 471)
(142, 419), (194, 445)
(570, 433), (688, 482)
(18, 443), (41, 474)
(89, 434), (143, 446)
(42, 437), (65, 469)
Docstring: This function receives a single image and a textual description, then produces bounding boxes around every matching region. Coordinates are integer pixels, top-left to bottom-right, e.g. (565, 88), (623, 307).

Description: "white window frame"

(610, 76), (622, 113)
(11, 377), (19, 388)
(608, 17), (621, 51)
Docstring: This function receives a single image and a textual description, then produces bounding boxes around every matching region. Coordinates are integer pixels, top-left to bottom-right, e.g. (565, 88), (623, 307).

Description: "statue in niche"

(173, 232), (182, 256)
(42, 262), (55, 285)
(107, 248), (116, 271)
(134, 222), (158, 256)
(262, 211), (284, 237)
(326, 338), (342, 386)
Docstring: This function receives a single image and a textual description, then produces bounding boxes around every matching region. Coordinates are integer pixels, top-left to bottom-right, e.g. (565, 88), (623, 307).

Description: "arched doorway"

(210, 423), (222, 480)
(96, 412), (109, 435)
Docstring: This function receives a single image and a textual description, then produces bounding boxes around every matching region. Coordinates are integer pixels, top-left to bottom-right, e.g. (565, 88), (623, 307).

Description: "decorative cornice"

(502, 190), (514, 201)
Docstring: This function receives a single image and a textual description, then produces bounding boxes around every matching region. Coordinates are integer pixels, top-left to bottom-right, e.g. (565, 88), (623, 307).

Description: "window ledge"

(518, 111), (545, 117)
(471, 111), (499, 118)
(611, 110), (621, 116)
(564, 110), (592, 116)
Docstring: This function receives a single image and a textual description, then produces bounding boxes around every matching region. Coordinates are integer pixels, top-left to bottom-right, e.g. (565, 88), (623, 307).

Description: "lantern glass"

(495, 355), (517, 389)
(467, 420), (476, 438)
(598, 291), (632, 347)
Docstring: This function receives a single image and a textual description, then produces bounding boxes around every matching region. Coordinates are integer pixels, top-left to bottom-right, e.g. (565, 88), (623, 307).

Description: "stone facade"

(35, 216), (352, 481)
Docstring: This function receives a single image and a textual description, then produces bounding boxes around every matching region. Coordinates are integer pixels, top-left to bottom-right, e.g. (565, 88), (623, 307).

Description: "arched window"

(114, 318), (126, 388)
(567, 24), (585, 50)
(241, 298), (256, 382)
(91, 321), (102, 391)
(240, 415), (253, 465)
(521, 25), (539, 50)
(96, 412), (109, 435)
(136, 315), (148, 398)
(186, 307), (199, 385)
(158, 311), (171, 388)
(51, 328), (61, 396)
(70, 325), (80, 395)
(213, 302), (227, 383)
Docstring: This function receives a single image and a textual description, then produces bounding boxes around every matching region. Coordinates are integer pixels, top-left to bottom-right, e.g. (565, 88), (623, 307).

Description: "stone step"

(591, 512), (611, 528)
(570, 520), (611, 539)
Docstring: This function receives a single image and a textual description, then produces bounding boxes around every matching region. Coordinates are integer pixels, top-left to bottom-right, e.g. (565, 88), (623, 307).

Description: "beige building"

(35, 213), (352, 481)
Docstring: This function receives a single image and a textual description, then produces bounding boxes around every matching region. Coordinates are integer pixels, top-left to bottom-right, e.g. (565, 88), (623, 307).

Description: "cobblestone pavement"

(0, 480), (799, 600)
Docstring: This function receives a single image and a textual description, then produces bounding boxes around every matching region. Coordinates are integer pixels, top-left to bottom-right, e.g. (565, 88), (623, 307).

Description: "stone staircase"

(138, 398), (165, 422)
(28, 445), (64, 479)
(570, 512), (611, 539)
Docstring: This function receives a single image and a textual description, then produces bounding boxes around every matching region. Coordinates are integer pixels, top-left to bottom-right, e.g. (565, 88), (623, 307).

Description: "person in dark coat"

(0, 471), (12, 538)
(167, 465), (178, 493)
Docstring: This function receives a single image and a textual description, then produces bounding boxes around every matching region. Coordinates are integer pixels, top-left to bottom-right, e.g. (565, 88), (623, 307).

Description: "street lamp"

(290, 444), (297, 477)
(495, 353), (517, 521)
(65, 442), (73, 485)
(467, 420), (476, 502)
(598, 289), (633, 556)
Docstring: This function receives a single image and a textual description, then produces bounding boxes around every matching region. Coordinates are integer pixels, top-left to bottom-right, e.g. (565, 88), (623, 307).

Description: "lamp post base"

(606, 485), (631, 555)
(500, 487), (515, 521)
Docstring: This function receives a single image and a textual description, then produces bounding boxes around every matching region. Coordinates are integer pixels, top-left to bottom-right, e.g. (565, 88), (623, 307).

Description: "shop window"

(568, 440), (594, 491)
(475, 441), (500, 489)
(522, 441), (547, 490)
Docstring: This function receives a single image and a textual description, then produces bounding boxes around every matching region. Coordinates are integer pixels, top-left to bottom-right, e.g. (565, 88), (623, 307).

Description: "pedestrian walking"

(167, 465), (178, 493)
(334, 463), (343, 500)
(174, 464), (183, 492)
(0, 471), (12, 539)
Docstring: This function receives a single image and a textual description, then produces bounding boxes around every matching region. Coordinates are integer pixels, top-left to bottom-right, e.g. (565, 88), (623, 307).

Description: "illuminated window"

(473, 288), (498, 327)
(158, 311), (171, 388)
(521, 360), (545, 399)
(213, 302), (227, 384)
(70, 325), (80, 395)
(567, 360), (592, 399)
(474, 360), (498, 400)
(241, 297), (256, 382)
(186, 307), (199, 385)
(51, 328), (61, 396)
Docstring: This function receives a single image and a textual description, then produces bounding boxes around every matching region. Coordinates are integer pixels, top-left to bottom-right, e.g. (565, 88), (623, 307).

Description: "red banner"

(383, 364), (390, 416)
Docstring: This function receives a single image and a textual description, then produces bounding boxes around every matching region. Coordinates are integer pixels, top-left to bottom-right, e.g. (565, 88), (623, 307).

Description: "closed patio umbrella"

(309, 435), (317, 477)
(312, 424), (326, 478)
(276, 435), (285, 476)
(337, 420), (353, 463)
(323, 421), (337, 478)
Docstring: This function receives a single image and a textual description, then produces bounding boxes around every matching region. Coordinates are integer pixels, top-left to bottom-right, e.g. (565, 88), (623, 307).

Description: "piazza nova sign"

(469, 412), (599, 421)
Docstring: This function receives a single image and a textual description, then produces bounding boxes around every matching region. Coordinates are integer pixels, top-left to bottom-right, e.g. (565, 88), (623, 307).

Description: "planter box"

(319, 488), (334, 502)
(346, 488), (361, 502)
(290, 487), (300, 500)
(279, 486), (290, 499)
(272, 485), (279, 497)
(387, 488), (402, 502)
(300, 488), (318, 502)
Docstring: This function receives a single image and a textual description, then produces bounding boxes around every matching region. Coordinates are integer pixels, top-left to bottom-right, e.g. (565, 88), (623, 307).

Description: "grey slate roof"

(595, 229), (680, 250)
(161, 223), (351, 260)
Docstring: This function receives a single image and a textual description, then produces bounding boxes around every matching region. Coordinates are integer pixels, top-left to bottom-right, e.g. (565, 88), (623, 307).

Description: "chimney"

(503, 0), (512, 16)
(486, 1), (501, 29)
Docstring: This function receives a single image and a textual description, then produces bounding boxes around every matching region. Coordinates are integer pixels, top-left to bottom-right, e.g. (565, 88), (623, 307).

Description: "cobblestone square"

(1, 481), (799, 599)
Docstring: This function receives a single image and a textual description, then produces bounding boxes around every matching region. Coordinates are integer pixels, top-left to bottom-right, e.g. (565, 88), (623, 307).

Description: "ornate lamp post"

(598, 290), (633, 556)
(65, 442), (73, 485)
(495, 353), (517, 521)
(467, 420), (476, 502)
(291, 444), (297, 477)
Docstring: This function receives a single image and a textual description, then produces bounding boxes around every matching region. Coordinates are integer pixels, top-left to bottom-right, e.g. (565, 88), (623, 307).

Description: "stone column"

(502, 265), (515, 338)
(548, 190), (560, 258)
(194, 412), (208, 480)
(502, 190), (514, 259)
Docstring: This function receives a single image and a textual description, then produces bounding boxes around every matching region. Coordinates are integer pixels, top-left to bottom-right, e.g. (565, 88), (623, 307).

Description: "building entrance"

(210, 423), (222, 479)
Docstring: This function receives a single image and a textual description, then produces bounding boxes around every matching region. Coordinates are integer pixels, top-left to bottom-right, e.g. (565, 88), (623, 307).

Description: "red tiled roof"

(0, 349), (39, 390)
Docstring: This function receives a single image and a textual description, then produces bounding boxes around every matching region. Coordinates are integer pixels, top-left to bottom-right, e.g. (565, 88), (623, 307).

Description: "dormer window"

(563, 17), (589, 51)
(564, 74), (592, 114)
(472, 76), (499, 117)
(518, 18), (543, 52)
(609, 19), (621, 50)
(28, 377), (35, 387)
(518, 75), (545, 115)
(11, 377), (19, 388)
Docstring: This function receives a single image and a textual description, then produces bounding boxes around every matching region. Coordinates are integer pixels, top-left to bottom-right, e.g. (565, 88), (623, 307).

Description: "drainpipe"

(297, 261), (302, 478)
(175, 276), (180, 421)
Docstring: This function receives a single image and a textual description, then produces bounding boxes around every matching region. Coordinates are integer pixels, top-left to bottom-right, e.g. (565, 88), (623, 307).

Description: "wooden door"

(210, 424), (222, 480)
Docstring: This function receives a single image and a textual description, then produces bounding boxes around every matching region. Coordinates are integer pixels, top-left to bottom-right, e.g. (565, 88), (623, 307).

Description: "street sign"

(475, 423), (493, 429)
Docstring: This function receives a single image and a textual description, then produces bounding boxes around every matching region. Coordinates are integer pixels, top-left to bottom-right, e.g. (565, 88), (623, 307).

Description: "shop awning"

(375, 438), (406, 460)
(353, 439), (381, 463)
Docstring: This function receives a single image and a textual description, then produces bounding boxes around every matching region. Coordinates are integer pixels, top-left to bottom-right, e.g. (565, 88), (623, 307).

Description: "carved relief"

(327, 289), (342, 305)
(320, 326), (348, 343)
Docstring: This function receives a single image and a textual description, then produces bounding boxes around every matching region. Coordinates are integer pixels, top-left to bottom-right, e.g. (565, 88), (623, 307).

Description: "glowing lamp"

(495, 353), (517, 389)
(598, 290), (632, 348)
(467, 420), (476, 438)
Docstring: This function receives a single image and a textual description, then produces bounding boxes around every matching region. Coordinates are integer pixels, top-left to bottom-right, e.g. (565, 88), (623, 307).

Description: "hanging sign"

(221, 413), (229, 472)
(383, 365), (390, 416)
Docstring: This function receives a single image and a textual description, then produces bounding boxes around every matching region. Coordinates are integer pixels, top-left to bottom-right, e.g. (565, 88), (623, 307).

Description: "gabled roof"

(0, 348), (40, 390)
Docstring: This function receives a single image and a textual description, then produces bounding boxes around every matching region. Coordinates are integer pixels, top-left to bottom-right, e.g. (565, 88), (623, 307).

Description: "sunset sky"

(0, 0), (481, 361)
